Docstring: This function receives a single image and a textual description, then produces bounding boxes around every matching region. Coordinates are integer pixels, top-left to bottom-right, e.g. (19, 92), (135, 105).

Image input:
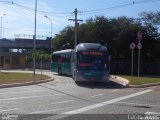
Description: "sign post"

(130, 42), (136, 77)
(137, 43), (142, 77)
(137, 31), (143, 78)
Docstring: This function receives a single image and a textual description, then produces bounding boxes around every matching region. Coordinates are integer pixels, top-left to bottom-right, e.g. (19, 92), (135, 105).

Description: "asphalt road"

(0, 71), (160, 120)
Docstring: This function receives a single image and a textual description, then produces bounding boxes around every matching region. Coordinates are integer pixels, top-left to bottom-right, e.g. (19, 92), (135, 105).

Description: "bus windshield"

(77, 51), (108, 71)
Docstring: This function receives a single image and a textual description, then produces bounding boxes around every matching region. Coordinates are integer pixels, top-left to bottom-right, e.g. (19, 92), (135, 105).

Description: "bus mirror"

(109, 55), (111, 61)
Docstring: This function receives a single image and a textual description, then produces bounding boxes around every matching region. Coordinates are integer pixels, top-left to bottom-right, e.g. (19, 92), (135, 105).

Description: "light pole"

(3, 22), (8, 38)
(33, 0), (37, 76)
(44, 15), (53, 60)
(0, 14), (6, 39)
(0, 14), (6, 72)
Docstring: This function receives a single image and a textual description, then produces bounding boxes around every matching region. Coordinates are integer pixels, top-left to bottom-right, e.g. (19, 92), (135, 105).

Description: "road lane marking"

(63, 89), (152, 114)
(0, 90), (47, 95)
(0, 94), (61, 101)
(0, 108), (19, 112)
(51, 100), (74, 105)
(90, 94), (104, 98)
(112, 89), (119, 92)
(116, 102), (160, 107)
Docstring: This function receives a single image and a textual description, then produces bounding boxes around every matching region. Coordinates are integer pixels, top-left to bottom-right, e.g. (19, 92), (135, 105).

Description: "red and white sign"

(137, 31), (143, 42)
(130, 42), (136, 50)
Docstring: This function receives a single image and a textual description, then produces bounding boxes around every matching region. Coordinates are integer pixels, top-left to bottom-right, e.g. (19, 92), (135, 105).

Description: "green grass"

(0, 72), (51, 85)
(119, 75), (160, 85)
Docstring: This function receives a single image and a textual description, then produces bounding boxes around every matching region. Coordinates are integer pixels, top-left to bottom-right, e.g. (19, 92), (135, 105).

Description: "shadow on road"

(52, 73), (126, 89)
(76, 81), (125, 89)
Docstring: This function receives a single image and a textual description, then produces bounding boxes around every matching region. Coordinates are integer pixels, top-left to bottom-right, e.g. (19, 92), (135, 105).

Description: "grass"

(119, 75), (160, 85)
(0, 72), (51, 85)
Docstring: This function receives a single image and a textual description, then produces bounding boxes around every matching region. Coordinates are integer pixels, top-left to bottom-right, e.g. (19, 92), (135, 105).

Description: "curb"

(0, 79), (54, 89)
(128, 82), (160, 88)
(110, 75), (129, 87)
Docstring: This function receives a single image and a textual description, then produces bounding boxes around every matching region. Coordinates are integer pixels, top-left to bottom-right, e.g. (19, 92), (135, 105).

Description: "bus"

(51, 43), (110, 82)
(51, 49), (72, 75)
(71, 43), (110, 82)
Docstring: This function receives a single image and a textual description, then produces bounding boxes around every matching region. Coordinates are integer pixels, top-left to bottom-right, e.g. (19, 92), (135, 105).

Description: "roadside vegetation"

(0, 72), (51, 85)
(53, 11), (160, 60)
(119, 75), (160, 85)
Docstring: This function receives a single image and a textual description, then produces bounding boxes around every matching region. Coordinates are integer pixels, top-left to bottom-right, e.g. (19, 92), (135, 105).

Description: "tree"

(53, 26), (74, 50)
(140, 11), (160, 40)
(53, 14), (160, 58)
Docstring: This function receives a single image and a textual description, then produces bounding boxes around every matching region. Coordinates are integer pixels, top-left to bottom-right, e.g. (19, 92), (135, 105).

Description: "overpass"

(0, 38), (52, 69)
(0, 38), (51, 49)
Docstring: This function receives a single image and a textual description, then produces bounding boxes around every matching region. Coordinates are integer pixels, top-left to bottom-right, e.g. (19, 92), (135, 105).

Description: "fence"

(110, 58), (160, 75)
(26, 58), (160, 75)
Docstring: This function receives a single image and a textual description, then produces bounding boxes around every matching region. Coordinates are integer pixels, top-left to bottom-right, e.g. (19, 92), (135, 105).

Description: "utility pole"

(33, 0), (37, 76)
(0, 14), (6, 72)
(68, 8), (83, 48)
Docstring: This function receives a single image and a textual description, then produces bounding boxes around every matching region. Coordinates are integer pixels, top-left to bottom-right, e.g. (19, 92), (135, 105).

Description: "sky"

(0, 0), (159, 39)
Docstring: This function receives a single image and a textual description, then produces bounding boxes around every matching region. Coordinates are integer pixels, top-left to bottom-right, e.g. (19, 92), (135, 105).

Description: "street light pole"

(44, 15), (53, 61)
(3, 22), (8, 38)
(0, 14), (6, 72)
(0, 14), (6, 39)
(33, 0), (37, 76)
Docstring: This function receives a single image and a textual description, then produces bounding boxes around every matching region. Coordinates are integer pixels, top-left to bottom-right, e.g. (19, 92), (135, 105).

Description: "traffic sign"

(130, 42), (136, 50)
(137, 31), (143, 41)
(137, 43), (142, 49)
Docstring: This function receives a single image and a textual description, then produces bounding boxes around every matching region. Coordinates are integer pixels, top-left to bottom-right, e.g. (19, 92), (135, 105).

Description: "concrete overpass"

(0, 38), (51, 49)
(0, 38), (51, 69)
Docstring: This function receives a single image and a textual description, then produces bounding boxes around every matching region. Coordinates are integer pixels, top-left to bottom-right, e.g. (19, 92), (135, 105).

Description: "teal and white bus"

(51, 49), (72, 75)
(71, 43), (109, 82)
(51, 43), (110, 82)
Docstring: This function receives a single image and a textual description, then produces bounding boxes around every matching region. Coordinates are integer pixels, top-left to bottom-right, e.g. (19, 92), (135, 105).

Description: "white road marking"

(90, 94), (104, 98)
(63, 89), (152, 114)
(0, 94), (61, 101)
(0, 90), (47, 95)
(116, 102), (160, 107)
(51, 100), (74, 105)
(0, 108), (19, 112)
(112, 89), (119, 92)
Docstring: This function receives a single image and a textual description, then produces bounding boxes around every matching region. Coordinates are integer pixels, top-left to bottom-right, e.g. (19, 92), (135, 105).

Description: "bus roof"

(53, 49), (72, 54)
(75, 43), (107, 51)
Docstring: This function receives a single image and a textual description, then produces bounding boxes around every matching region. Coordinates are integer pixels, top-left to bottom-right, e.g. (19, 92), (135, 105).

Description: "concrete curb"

(110, 75), (129, 87)
(110, 75), (160, 88)
(128, 82), (160, 88)
(0, 79), (54, 89)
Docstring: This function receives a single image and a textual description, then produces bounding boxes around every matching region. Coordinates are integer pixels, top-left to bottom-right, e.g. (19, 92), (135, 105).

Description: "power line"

(81, 0), (160, 15)
(12, 2), (73, 15)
